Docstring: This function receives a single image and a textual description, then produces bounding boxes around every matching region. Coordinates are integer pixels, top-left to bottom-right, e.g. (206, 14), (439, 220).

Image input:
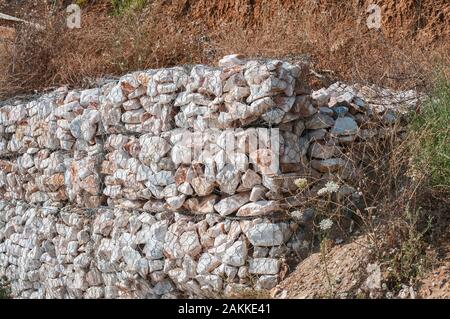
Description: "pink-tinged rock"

(191, 177), (216, 196)
(184, 195), (219, 214)
(249, 149), (279, 175)
(180, 230), (202, 257)
(122, 109), (150, 124)
(239, 169), (262, 190)
(197, 253), (221, 274)
(79, 88), (100, 106)
(143, 199), (168, 212)
(293, 95), (317, 118)
(249, 185), (267, 202)
(236, 200), (281, 217)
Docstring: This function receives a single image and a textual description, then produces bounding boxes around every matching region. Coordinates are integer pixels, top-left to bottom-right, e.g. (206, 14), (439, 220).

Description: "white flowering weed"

(319, 218), (333, 231)
(317, 181), (339, 196)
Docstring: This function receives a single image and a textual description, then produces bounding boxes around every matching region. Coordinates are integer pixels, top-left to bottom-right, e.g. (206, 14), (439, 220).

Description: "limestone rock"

(236, 201), (281, 217)
(214, 193), (250, 216)
(248, 258), (281, 275)
(311, 158), (347, 173)
(244, 222), (291, 247)
(222, 240), (248, 267)
(305, 113), (334, 129)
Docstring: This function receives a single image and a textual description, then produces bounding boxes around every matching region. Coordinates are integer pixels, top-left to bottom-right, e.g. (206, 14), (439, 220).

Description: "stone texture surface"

(0, 200), (304, 299)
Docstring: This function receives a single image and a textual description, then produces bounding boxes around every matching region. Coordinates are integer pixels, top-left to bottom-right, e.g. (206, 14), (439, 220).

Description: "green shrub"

(110, 0), (148, 14)
(410, 79), (450, 189)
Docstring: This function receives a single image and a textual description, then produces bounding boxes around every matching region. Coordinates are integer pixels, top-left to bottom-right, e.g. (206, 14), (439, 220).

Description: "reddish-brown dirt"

(418, 254), (450, 299)
(272, 237), (450, 299)
(271, 237), (373, 299)
(164, 0), (450, 43)
(0, 0), (448, 98)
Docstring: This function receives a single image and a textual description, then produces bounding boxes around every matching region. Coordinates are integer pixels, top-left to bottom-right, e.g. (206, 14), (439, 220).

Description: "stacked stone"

(0, 200), (305, 298)
(0, 91), (62, 158)
(100, 67), (188, 135)
(0, 89), (67, 204)
(96, 58), (318, 217)
(164, 214), (301, 297)
(53, 87), (105, 208)
(101, 132), (177, 211)
(0, 159), (18, 200)
(174, 59), (310, 130)
(99, 124), (318, 218)
(304, 81), (417, 176)
(19, 150), (69, 205)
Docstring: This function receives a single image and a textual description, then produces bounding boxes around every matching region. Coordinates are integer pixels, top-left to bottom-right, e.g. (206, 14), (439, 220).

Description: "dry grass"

(281, 80), (449, 295)
(0, 0), (449, 99)
(0, 3), (205, 97)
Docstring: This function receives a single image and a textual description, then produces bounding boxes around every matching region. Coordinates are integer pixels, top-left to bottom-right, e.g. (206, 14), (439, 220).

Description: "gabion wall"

(0, 56), (418, 298)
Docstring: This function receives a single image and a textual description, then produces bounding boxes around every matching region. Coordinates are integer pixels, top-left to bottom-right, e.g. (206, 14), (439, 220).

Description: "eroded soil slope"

(0, 0), (449, 97)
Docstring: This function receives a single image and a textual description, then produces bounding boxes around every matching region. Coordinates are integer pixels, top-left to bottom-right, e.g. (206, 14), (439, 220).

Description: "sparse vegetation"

(285, 75), (449, 297)
(410, 79), (450, 189)
(0, 0), (448, 99)
(110, 0), (148, 14)
(382, 207), (432, 290)
(0, 276), (11, 299)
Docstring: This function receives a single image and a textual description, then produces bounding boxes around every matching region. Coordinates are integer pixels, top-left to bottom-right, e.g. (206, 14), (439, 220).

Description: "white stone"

(197, 253), (221, 274)
(248, 258), (281, 275)
(180, 230), (202, 257)
(240, 169), (262, 190)
(244, 222), (291, 247)
(249, 185), (267, 202)
(236, 200), (280, 217)
(222, 240), (248, 267)
(191, 177), (216, 196)
(214, 193), (250, 216)
(80, 88), (100, 106)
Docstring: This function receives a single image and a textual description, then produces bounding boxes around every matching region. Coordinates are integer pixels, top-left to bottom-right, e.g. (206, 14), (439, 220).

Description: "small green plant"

(382, 207), (432, 290)
(0, 276), (11, 299)
(410, 79), (450, 189)
(110, 0), (148, 14)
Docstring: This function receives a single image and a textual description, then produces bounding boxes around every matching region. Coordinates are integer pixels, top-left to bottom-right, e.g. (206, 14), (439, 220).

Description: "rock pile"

(0, 200), (303, 298)
(0, 56), (419, 298)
